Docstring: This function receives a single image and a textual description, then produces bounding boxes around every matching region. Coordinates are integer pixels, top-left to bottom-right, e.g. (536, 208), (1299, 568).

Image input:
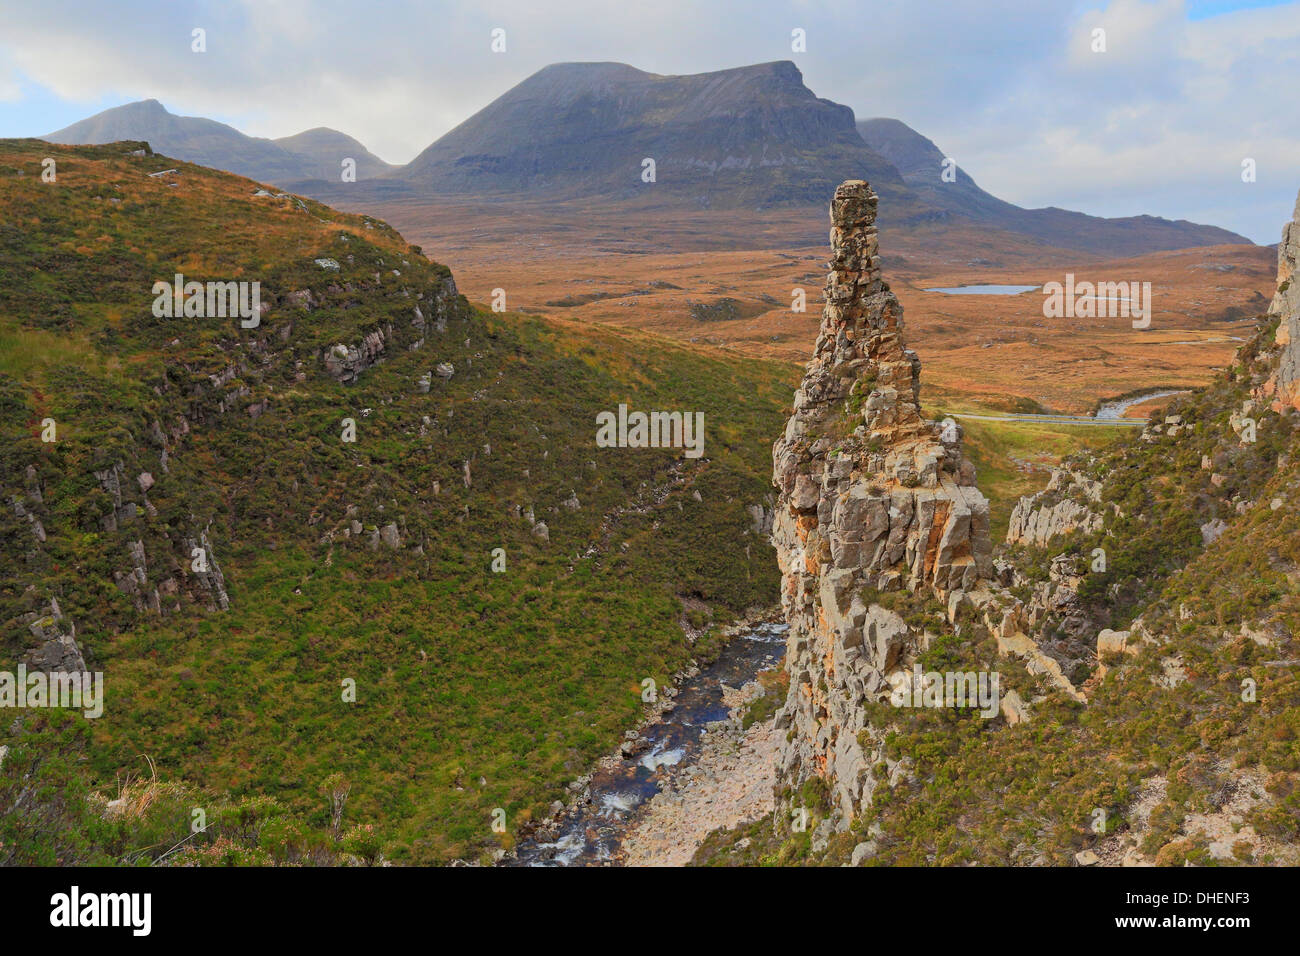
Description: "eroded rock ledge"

(1006, 467), (1105, 548)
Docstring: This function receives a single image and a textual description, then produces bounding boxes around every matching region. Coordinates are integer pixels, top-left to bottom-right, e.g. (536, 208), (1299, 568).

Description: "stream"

(1095, 388), (1190, 419)
(507, 621), (788, 866)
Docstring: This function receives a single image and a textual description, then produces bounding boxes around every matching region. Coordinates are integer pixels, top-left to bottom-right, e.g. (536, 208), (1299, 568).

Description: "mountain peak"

(44, 99), (392, 187)
(857, 116), (1251, 254)
(527, 59), (802, 82)
(397, 59), (904, 208)
(107, 98), (171, 118)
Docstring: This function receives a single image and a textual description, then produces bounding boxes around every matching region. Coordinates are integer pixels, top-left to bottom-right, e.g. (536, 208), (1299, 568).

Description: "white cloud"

(907, 0), (1300, 240)
(0, 51), (21, 102)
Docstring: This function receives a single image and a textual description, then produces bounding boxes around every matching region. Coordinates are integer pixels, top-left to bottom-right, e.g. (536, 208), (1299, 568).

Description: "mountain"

(393, 61), (917, 211)
(0, 137), (789, 864)
(38, 67), (1254, 254)
(44, 99), (394, 185)
(858, 117), (1251, 255)
(272, 126), (396, 182)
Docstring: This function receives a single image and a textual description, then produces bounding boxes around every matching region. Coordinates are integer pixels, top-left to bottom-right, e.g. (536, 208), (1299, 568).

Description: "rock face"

(770, 180), (993, 820)
(1267, 189), (1300, 411)
(1006, 467), (1105, 548)
(21, 599), (87, 673)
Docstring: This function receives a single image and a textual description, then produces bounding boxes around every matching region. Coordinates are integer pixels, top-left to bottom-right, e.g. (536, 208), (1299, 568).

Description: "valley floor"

(334, 196), (1276, 416)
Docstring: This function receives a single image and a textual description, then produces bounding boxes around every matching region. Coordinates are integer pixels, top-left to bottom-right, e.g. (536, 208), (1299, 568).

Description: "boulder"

(1097, 629), (1132, 656)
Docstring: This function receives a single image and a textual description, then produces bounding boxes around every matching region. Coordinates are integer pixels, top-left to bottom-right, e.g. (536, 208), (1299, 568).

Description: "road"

(949, 413), (1147, 427)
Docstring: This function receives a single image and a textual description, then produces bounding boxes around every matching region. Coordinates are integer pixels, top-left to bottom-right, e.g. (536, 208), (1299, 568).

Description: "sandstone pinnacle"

(770, 179), (994, 820)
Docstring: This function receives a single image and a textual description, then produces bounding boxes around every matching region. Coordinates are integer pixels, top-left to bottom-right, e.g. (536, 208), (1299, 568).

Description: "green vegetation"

(740, 667), (787, 730)
(0, 139), (797, 864)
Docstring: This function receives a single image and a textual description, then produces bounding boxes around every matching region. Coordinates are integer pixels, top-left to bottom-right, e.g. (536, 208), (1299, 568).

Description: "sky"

(0, 0), (1296, 243)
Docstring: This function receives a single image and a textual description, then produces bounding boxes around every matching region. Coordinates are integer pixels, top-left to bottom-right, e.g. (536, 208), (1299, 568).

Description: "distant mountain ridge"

(856, 117), (1249, 256)
(45, 99), (395, 184)
(40, 64), (1252, 255)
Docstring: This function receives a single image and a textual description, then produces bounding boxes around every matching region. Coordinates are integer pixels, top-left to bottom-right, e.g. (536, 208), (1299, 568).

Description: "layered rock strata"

(1005, 468), (1105, 548)
(770, 181), (994, 820)
(1265, 189), (1300, 411)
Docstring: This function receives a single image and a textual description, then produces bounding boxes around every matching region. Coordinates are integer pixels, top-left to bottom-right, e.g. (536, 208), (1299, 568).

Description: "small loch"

(924, 284), (1040, 295)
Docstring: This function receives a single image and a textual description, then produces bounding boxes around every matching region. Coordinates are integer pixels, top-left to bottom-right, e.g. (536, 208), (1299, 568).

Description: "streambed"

(507, 621), (788, 866)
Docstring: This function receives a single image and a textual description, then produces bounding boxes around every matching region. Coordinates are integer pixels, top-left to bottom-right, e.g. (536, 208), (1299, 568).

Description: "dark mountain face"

(397, 61), (915, 210)
(857, 117), (1251, 254)
(857, 117), (1015, 218)
(44, 100), (393, 186)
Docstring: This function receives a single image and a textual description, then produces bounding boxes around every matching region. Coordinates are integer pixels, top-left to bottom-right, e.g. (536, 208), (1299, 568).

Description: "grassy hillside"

(0, 139), (796, 864)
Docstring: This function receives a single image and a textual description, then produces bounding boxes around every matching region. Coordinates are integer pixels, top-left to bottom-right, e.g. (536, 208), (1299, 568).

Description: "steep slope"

(394, 61), (917, 212)
(44, 100), (393, 186)
(1262, 189), (1300, 410)
(857, 117), (1019, 223)
(0, 138), (793, 864)
(858, 117), (1252, 256)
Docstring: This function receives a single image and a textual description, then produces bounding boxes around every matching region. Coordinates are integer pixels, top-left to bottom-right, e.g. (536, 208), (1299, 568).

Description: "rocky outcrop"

(92, 461), (139, 533)
(770, 181), (993, 820)
(1006, 467), (1105, 548)
(322, 274), (460, 384)
(1265, 189), (1300, 411)
(21, 599), (87, 673)
(185, 532), (230, 611)
(325, 328), (390, 384)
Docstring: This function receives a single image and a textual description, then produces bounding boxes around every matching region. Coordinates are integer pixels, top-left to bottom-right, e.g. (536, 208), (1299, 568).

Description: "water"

(1095, 389), (1189, 420)
(507, 621), (788, 866)
(924, 284), (1040, 295)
